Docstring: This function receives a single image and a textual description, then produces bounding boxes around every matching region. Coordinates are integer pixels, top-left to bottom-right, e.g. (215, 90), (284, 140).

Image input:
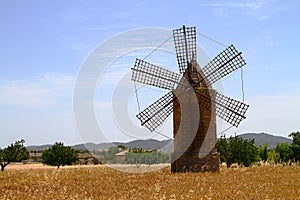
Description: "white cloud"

(212, 7), (228, 17)
(268, 41), (275, 45)
(229, 1), (267, 10)
(207, 0), (276, 19)
(0, 73), (74, 108)
(259, 15), (270, 20)
(0, 73), (79, 146)
(236, 90), (300, 137)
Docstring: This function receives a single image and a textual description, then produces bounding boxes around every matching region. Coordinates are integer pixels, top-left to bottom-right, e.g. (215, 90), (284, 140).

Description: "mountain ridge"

(26, 133), (292, 151)
(238, 132), (292, 149)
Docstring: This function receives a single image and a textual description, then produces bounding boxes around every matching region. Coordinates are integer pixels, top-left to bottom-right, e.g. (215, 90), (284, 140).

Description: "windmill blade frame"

(215, 92), (249, 127)
(195, 89), (249, 127)
(202, 45), (246, 85)
(131, 58), (181, 90)
(173, 26), (197, 74)
(132, 26), (249, 131)
(136, 91), (174, 132)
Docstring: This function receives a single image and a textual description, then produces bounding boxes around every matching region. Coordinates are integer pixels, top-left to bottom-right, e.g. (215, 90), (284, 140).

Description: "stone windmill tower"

(131, 25), (249, 172)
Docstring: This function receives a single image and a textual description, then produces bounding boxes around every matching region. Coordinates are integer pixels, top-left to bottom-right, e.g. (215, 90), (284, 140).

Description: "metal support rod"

(183, 25), (189, 65)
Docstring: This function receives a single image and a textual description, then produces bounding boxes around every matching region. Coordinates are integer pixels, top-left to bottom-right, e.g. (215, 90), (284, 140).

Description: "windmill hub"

(131, 25), (249, 173)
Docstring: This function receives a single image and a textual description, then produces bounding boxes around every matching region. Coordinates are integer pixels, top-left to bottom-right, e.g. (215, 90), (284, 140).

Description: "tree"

(0, 139), (29, 171)
(267, 150), (280, 164)
(41, 142), (78, 168)
(275, 142), (292, 163)
(216, 135), (228, 163)
(216, 135), (258, 167)
(258, 144), (268, 162)
(104, 146), (120, 164)
(157, 151), (171, 164)
(125, 152), (144, 167)
(125, 149), (171, 167)
(117, 145), (128, 151)
(289, 131), (300, 162)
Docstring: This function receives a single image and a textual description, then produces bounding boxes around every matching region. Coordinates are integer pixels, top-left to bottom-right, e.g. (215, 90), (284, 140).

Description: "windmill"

(131, 25), (249, 172)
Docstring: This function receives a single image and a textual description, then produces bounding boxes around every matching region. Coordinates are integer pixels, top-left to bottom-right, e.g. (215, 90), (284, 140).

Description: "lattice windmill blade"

(202, 45), (246, 86)
(215, 92), (249, 127)
(173, 26), (197, 74)
(195, 90), (249, 127)
(131, 58), (182, 90)
(136, 91), (174, 132)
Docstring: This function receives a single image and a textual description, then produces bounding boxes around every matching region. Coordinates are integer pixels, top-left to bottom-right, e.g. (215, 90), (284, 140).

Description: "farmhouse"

(77, 153), (102, 165)
(28, 152), (43, 162)
(115, 150), (129, 164)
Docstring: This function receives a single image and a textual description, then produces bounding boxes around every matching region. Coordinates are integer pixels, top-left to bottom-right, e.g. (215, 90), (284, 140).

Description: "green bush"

(217, 135), (258, 167)
(0, 139), (29, 171)
(42, 142), (78, 168)
(289, 131), (300, 162)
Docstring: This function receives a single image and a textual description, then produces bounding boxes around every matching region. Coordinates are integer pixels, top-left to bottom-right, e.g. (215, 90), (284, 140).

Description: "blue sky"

(0, 0), (300, 146)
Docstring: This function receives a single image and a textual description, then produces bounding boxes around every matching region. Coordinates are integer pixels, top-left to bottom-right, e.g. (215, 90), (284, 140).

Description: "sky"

(0, 0), (300, 147)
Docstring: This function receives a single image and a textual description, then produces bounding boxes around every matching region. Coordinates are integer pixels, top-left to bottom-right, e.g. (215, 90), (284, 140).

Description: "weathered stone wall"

(171, 88), (220, 173)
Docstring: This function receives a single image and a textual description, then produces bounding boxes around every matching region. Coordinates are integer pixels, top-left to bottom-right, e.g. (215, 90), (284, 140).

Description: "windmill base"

(171, 152), (220, 173)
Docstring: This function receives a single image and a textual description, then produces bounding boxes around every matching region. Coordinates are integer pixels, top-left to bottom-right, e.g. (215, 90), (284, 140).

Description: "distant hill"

(115, 139), (172, 150)
(26, 144), (52, 151)
(26, 133), (292, 152)
(27, 139), (173, 152)
(238, 133), (292, 149)
(70, 139), (173, 152)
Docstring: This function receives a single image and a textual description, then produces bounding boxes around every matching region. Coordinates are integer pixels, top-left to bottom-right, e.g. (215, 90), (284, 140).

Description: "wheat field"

(0, 164), (299, 199)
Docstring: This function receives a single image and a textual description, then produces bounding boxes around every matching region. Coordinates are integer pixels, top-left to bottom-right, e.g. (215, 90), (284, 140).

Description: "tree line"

(0, 141), (78, 171)
(216, 131), (300, 167)
(1, 131), (299, 171)
(99, 146), (171, 166)
(0, 141), (171, 171)
(125, 148), (171, 167)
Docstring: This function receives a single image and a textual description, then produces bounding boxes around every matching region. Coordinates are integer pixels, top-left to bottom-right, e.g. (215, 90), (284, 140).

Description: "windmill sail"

(131, 25), (250, 173)
(132, 59), (249, 129)
(131, 59), (181, 90)
(202, 45), (246, 86)
(195, 89), (249, 127)
(136, 91), (174, 132)
(173, 26), (197, 73)
(132, 26), (249, 132)
(215, 92), (249, 127)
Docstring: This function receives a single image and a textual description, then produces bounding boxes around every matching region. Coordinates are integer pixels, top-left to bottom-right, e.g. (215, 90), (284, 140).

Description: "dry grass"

(0, 164), (299, 199)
